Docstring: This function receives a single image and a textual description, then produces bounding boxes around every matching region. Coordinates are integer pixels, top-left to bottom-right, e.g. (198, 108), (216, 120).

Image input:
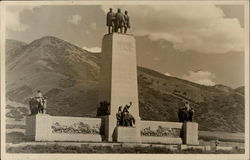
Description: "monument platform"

(183, 122), (199, 145)
(25, 114), (102, 142)
(25, 114), (199, 144)
(7, 141), (217, 153)
(114, 126), (141, 143)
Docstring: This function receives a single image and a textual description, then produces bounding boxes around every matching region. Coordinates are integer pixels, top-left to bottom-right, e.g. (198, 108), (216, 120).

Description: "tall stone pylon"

(98, 33), (141, 142)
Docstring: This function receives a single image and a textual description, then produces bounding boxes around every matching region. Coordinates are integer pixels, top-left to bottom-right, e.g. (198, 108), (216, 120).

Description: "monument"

(98, 33), (141, 142)
(25, 9), (199, 146)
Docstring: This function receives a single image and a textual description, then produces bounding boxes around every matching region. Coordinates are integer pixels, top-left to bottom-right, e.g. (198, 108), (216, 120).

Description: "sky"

(5, 4), (246, 88)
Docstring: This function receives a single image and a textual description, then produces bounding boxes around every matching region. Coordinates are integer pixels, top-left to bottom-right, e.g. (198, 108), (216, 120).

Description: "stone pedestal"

(25, 114), (102, 142)
(25, 114), (51, 141)
(101, 115), (118, 141)
(183, 122), (199, 145)
(114, 126), (141, 143)
(99, 33), (141, 142)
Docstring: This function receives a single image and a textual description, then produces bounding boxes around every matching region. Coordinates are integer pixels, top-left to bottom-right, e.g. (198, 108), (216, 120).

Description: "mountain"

(235, 86), (244, 95)
(213, 84), (234, 93)
(5, 36), (245, 132)
(6, 39), (27, 64)
(137, 67), (244, 132)
(6, 36), (100, 116)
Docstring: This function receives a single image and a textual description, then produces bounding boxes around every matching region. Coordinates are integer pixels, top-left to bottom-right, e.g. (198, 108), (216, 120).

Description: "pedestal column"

(98, 33), (141, 142)
(183, 122), (199, 145)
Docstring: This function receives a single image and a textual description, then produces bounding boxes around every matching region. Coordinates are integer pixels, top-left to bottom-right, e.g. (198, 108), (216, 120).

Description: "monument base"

(26, 114), (51, 141)
(114, 126), (141, 143)
(25, 114), (102, 142)
(141, 136), (182, 144)
(183, 122), (199, 145)
(101, 115), (141, 142)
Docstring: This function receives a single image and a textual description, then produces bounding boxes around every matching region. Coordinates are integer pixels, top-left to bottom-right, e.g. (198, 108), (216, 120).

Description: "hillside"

(6, 36), (100, 116)
(6, 39), (27, 64)
(5, 36), (245, 132)
(137, 67), (244, 132)
(235, 86), (244, 95)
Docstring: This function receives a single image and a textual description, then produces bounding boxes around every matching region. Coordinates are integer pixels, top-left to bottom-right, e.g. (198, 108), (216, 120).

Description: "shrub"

(6, 144), (245, 154)
(6, 124), (26, 129)
(6, 132), (26, 143)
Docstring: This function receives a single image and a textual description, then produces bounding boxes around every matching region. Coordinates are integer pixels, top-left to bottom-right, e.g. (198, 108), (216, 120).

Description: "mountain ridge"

(5, 36), (244, 132)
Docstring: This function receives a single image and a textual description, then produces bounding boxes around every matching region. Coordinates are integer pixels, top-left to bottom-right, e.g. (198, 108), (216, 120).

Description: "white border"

(1, 1), (249, 160)
(1, 2), (6, 159)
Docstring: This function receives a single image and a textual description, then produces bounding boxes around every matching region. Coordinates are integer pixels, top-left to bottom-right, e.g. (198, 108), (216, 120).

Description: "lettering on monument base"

(114, 126), (141, 143)
(141, 126), (181, 138)
(117, 41), (132, 53)
(51, 122), (100, 134)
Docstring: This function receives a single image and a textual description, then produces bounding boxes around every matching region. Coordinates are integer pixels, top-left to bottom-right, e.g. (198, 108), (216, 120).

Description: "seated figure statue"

(116, 102), (135, 127)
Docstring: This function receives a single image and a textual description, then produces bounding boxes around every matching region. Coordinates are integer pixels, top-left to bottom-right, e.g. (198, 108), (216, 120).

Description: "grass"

(6, 124), (26, 129)
(6, 132), (27, 143)
(199, 135), (244, 143)
(199, 131), (244, 143)
(7, 145), (173, 153)
(179, 148), (245, 154)
(6, 144), (245, 154)
(137, 68), (244, 133)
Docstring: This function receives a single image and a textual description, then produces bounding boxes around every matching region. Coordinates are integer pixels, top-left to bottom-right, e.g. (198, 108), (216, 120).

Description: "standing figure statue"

(185, 101), (194, 122)
(178, 106), (187, 122)
(106, 8), (115, 34)
(41, 96), (47, 114)
(116, 106), (123, 126)
(35, 90), (43, 101)
(35, 90), (44, 114)
(114, 8), (124, 33)
(178, 101), (194, 122)
(123, 10), (130, 34)
(187, 106), (194, 121)
(29, 97), (37, 115)
(29, 90), (48, 115)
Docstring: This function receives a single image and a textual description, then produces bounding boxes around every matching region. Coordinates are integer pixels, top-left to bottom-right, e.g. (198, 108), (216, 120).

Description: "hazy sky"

(5, 4), (245, 88)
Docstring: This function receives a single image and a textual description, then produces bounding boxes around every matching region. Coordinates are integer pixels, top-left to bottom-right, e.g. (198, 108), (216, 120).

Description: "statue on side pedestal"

(97, 100), (111, 116)
(116, 102), (135, 127)
(29, 90), (47, 115)
(178, 101), (194, 122)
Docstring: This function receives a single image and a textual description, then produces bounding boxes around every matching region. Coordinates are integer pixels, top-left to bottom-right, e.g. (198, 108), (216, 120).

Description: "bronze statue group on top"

(106, 8), (131, 34)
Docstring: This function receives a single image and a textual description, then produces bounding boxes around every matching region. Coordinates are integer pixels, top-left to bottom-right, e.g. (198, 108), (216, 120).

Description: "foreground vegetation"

(7, 144), (244, 154)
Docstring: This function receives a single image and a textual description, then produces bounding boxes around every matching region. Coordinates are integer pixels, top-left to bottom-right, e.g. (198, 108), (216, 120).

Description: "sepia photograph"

(1, 1), (249, 160)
